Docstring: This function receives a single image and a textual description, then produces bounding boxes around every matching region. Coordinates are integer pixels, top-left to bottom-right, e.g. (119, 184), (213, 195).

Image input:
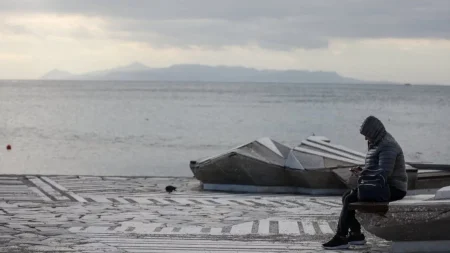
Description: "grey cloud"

(106, 18), (329, 50)
(1, 0), (449, 50)
(0, 22), (37, 39)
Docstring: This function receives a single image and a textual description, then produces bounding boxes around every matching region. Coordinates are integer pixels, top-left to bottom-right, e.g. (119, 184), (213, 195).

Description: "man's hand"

(349, 166), (363, 176)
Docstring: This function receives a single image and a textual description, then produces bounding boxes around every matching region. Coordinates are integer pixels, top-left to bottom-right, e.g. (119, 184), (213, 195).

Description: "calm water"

(1, 80), (450, 176)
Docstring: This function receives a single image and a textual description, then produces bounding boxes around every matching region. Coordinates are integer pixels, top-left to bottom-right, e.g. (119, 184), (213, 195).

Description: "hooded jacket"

(359, 116), (408, 192)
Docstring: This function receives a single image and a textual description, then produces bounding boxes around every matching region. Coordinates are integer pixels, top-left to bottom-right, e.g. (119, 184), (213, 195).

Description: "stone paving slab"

(0, 175), (390, 252)
(0, 176), (48, 202)
(69, 218), (338, 236)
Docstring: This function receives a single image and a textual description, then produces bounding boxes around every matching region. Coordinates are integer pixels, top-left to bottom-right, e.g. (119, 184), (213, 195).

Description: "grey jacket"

(359, 116), (408, 192)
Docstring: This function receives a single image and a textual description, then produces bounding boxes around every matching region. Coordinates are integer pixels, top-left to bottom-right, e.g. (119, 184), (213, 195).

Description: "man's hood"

(360, 116), (387, 143)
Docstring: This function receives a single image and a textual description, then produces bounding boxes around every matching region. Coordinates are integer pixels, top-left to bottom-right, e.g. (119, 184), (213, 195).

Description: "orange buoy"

(6, 144), (11, 150)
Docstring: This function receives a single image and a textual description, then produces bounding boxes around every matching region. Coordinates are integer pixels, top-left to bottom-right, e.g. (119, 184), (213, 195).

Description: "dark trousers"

(336, 186), (406, 236)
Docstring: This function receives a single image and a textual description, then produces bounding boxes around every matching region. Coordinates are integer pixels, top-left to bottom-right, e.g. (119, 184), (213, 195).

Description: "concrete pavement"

(0, 175), (390, 252)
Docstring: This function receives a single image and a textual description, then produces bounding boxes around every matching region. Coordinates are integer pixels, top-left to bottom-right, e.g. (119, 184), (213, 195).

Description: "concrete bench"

(350, 191), (450, 252)
(349, 202), (389, 213)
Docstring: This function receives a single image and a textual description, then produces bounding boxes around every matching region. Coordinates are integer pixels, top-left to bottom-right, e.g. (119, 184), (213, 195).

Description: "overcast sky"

(1, 0), (449, 84)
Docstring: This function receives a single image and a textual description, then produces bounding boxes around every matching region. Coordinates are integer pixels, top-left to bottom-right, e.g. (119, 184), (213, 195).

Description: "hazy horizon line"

(1, 78), (449, 87)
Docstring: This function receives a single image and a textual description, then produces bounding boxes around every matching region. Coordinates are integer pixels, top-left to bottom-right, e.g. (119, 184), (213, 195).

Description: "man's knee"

(342, 189), (353, 203)
(343, 189), (358, 204)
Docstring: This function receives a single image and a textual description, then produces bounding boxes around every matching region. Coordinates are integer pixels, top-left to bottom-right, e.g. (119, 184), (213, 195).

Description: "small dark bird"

(165, 185), (177, 193)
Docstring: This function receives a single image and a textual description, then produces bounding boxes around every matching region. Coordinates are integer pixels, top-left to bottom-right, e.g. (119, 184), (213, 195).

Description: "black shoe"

(322, 235), (349, 249)
(348, 232), (366, 245)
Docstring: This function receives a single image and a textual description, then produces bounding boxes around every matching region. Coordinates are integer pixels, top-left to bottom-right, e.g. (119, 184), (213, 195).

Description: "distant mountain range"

(41, 62), (365, 83)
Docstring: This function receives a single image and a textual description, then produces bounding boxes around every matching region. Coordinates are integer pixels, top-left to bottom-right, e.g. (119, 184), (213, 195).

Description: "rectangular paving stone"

(125, 227), (135, 232)
(40, 177), (68, 192)
(167, 198), (194, 205)
(209, 227), (223, 235)
(0, 180), (23, 185)
(132, 198), (152, 204)
(301, 221), (316, 235)
(113, 198), (129, 204)
(88, 196), (111, 203)
(258, 220), (270, 235)
(200, 227), (211, 233)
(133, 223), (162, 234)
(124, 198), (137, 203)
(185, 199), (201, 205)
(228, 200), (248, 206)
(68, 227), (84, 233)
(27, 177), (68, 201)
(29, 245), (75, 252)
(159, 227), (174, 233)
(278, 220), (300, 235)
(269, 221), (279, 234)
(85, 226), (111, 233)
(178, 226), (202, 234)
(29, 187), (52, 202)
(311, 199), (341, 208)
(230, 221), (253, 235)
(206, 199), (220, 205)
(285, 200), (306, 207)
(172, 227), (182, 233)
(317, 220), (333, 234)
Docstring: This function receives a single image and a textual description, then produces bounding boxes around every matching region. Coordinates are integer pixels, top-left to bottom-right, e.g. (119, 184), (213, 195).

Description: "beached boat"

(189, 137), (292, 188)
(190, 135), (450, 194)
(190, 136), (364, 194)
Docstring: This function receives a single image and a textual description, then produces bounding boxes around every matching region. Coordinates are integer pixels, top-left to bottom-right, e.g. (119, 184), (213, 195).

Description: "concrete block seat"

(350, 186), (450, 252)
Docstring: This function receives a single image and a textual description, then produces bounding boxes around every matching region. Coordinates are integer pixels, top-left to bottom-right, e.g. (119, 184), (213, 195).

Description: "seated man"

(322, 116), (408, 249)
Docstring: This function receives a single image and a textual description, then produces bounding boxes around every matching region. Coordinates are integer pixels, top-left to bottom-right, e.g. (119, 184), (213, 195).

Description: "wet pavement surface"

(0, 175), (390, 252)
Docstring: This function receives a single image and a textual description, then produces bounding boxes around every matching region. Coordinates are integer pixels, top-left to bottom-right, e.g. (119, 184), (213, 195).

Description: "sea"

(1, 80), (449, 177)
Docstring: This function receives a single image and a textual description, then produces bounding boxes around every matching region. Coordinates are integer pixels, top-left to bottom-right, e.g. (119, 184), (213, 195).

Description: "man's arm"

(378, 144), (398, 178)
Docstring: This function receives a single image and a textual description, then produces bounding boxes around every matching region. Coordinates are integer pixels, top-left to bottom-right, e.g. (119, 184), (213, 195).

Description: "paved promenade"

(0, 175), (390, 252)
